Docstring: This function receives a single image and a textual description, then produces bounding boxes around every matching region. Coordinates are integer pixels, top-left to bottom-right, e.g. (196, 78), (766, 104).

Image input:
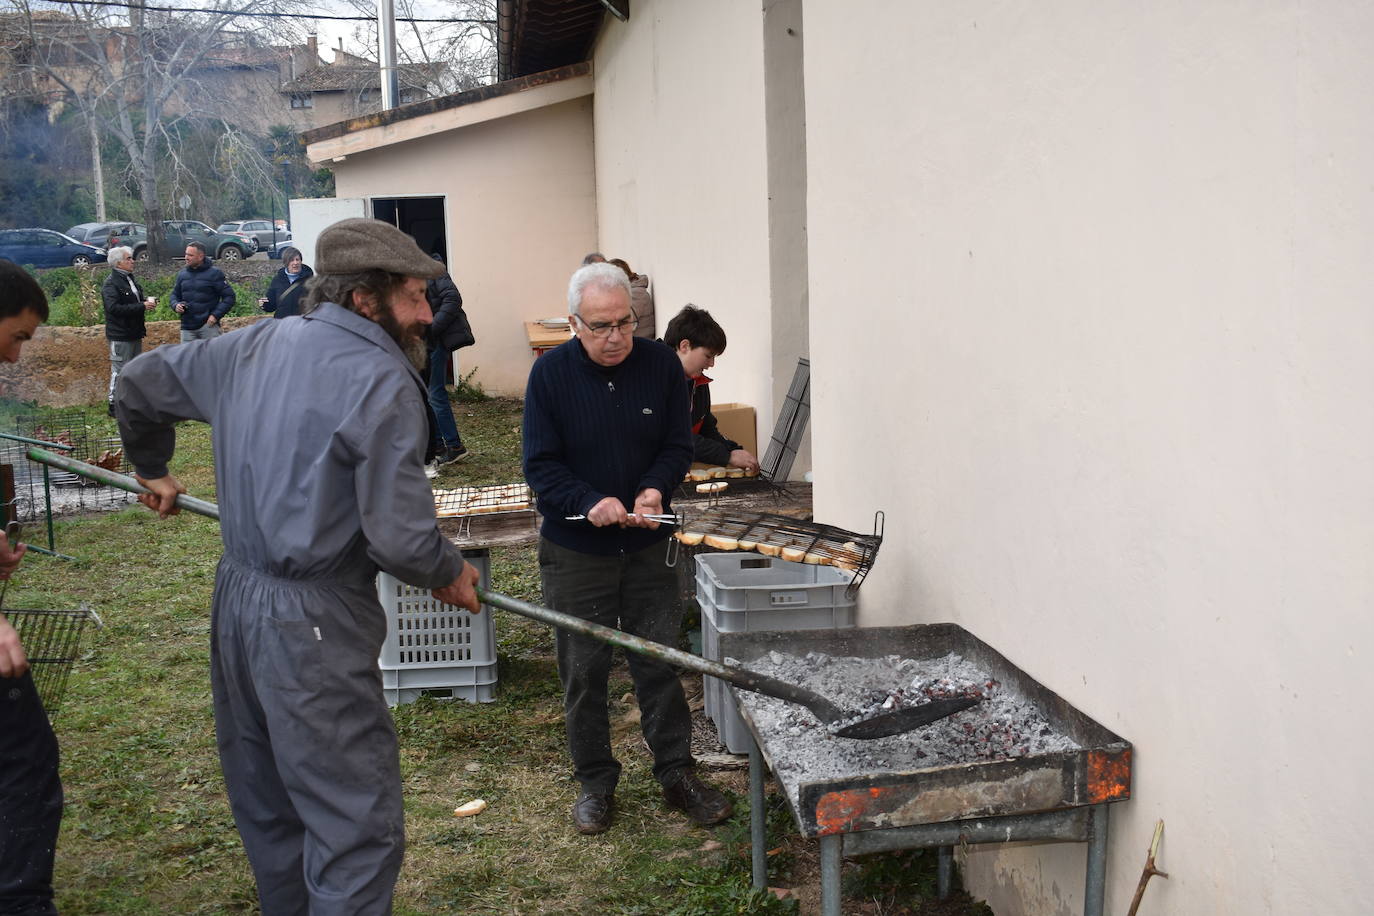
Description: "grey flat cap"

(315, 218), (445, 279)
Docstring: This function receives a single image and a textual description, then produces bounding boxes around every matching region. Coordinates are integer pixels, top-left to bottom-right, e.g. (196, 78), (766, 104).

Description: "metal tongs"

(564, 513), (682, 525)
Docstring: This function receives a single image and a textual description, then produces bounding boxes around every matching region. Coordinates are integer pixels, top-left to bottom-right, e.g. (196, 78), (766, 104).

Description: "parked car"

(66, 221), (142, 247)
(0, 228), (107, 267)
(267, 237), (299, 260)
(150, 220), (255, 261)
(218, 219), (287, 251)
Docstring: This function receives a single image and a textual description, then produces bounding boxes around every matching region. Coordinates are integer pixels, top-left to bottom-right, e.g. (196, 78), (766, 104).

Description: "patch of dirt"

(0, 315), (270, 406)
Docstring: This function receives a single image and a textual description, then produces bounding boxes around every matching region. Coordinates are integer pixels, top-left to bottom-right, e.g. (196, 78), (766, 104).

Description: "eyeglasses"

(574, 314), (639, 339)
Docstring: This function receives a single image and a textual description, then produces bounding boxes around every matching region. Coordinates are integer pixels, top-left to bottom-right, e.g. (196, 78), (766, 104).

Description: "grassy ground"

(5, 394), (991, 916)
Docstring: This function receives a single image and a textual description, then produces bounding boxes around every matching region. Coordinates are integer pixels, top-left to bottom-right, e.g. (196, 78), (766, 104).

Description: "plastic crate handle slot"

(769, 590), (810, 607)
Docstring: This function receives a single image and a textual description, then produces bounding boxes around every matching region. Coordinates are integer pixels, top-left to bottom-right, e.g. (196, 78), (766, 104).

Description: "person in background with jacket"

(172, 241), (234, 342)
(258, 247), (314, 319)
(608, 258), (656, 339)
(100, 245), (156, 417)
(424, 253), (473, 466)
(662, 305), (760, 473)
(0, 259), (61, 916)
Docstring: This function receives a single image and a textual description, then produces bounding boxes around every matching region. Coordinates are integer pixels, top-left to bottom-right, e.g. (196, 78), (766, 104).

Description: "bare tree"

(2, 0), (309, 261)
(341, 0), (496, 97)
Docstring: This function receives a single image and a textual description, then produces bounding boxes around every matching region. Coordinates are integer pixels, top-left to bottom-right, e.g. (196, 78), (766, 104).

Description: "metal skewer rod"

(564, 513), (681, 524)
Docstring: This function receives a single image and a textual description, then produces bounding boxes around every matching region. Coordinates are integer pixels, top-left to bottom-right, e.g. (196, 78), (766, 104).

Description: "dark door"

(371, 197), (447, 261)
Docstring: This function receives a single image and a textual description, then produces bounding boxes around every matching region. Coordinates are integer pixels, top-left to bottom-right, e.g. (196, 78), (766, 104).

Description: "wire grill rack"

(674, 508), (884, 596)
(432, 482), (533, 518)
(676, 469), (784, 502)
(6, 606), (102, 714)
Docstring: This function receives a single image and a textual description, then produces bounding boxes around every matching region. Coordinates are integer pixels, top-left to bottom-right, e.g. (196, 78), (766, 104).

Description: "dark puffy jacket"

(264, 264), (314, 319)
(426, 272), (474, 351)
(101, 269), (148, 342)
(172, 259), (235, 330)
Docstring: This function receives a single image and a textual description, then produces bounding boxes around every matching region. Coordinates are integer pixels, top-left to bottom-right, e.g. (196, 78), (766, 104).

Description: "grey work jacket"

(116, 303), (463, 588)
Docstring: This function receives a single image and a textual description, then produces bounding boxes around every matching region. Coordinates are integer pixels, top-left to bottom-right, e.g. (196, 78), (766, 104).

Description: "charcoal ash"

(729, 651), (1081, 807)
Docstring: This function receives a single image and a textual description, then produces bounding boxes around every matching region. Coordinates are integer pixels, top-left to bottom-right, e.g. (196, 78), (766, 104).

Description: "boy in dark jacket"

(662, 305), (760, 473)
(172, 241), (234, 342)
(100, 245), (155, 416)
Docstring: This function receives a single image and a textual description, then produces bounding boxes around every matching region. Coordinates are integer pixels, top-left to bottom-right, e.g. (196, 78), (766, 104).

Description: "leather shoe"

(572, 791), (614, 835)
(662, 772), (733, 826)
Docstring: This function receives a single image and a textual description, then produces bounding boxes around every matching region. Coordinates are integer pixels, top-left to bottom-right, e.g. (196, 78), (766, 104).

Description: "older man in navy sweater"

(523, 262), (733, 835)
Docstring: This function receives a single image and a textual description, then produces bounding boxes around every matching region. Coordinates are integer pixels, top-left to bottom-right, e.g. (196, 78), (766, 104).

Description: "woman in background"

(259, 247), (314, 319)
(608, 257), (655, 339)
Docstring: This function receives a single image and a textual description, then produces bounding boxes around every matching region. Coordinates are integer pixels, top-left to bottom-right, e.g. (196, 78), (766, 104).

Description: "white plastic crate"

(377, 548), (496, 707)
(695, 553), (856, 753)
(381, 661), (497, 707)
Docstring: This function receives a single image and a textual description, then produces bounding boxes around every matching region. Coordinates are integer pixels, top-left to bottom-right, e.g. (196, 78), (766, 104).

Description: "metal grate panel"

(761, 357), (810, 482)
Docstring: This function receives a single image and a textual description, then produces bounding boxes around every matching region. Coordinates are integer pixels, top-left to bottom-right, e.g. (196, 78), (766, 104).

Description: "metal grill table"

(721, 625), (1132, 916)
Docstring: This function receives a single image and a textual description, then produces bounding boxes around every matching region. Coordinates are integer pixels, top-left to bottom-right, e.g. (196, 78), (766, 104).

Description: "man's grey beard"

(375, 306), (429, 370)
(401, 337), (428, 370)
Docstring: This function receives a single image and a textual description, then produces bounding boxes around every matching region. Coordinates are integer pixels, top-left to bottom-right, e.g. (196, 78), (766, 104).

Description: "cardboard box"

(692, 402), (757, 469)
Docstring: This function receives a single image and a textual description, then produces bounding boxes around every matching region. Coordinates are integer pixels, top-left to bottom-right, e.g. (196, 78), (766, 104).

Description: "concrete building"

(306, 3), (1374, 913)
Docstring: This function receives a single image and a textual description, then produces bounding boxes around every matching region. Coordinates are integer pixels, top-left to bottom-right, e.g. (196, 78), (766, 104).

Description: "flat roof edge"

(301, 60), (592, 147)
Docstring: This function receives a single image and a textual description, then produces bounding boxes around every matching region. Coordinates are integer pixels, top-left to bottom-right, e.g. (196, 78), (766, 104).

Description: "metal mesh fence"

(2, 406), (136, 521)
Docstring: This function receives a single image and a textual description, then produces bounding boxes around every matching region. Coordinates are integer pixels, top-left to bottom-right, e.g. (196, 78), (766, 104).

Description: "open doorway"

(371, 196), (448, 261)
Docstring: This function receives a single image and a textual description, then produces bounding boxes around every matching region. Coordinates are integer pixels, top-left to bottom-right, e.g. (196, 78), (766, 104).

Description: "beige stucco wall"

(805, 2), (1373, 914)
(328, 95), (598, 396)
(591, 0), (780, 443)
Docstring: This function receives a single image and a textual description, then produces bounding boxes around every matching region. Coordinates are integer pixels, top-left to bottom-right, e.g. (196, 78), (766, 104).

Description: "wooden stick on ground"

(1126, 819), (1169, 916)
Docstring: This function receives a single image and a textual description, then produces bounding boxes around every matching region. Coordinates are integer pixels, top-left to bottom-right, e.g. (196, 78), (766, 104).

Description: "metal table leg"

(749, 737), (767, 890)
(820, 833), (842, 916)
(937, 844), (954, 899)
(1084, 804), (1109, 916)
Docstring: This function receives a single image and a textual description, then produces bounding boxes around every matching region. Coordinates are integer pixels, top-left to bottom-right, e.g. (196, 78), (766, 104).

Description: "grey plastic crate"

(377, 548), (496, 706)
(695, 553), (856, 753)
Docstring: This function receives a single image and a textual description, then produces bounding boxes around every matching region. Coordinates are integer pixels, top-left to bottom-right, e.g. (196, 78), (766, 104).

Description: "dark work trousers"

(0, 672), (62, 916)
(539, 536), (694, 794)
(210, 557), (404, 916)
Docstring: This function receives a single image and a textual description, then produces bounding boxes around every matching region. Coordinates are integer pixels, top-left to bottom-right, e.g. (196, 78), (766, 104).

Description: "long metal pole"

(20, 448), (846, 718)
(378, 0), (398, 109)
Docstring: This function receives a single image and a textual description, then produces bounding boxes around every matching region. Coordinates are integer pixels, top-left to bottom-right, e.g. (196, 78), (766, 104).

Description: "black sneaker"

(571, 791), (614, 835)
(662, 772), (733, 826)
(435, 446), (470, 466)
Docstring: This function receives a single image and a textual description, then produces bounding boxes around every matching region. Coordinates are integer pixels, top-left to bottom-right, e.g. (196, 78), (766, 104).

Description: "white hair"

(567, 262), (631, 316)
(107, 246), (133, 264)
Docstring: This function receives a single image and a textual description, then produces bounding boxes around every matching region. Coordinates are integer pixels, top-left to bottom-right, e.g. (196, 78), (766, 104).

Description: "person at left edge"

(0, 258), (62, 916)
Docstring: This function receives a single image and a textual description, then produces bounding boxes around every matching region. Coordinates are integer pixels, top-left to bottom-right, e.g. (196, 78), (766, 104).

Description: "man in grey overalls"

(114, 218), (482, 915)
